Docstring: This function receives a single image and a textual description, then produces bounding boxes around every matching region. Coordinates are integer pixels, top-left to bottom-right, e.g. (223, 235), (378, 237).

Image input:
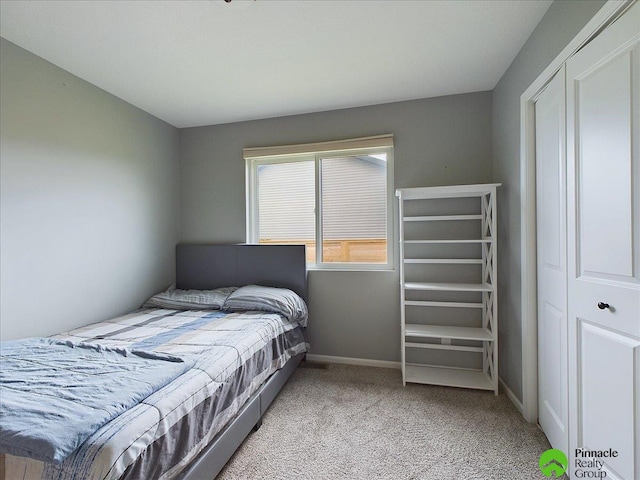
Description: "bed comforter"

(0, 338), (192, 463)
(2, 308), (307, 480)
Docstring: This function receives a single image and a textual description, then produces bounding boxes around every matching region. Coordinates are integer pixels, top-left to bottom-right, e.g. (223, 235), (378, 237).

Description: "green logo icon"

(539, 449), (568, 477)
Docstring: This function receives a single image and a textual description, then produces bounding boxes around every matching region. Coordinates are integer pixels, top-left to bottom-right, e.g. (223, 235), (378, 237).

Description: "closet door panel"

(576, 50), (636, 282)
(578, 322), (639, 480)
(535, 68), (568, 453)
(567, 4), (640, 479)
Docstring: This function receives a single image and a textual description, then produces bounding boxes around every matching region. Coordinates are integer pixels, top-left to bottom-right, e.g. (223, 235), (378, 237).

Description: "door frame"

(519, 0), (632, 423)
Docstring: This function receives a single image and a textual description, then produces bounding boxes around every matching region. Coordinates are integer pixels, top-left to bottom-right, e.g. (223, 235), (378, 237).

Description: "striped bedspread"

(3, 308), (307, 480)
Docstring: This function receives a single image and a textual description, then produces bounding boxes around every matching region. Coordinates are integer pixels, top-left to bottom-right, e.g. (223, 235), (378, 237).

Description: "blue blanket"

(0, 338), (193, 463)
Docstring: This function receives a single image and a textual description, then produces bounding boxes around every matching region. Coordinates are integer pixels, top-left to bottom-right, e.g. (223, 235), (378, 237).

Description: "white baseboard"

(499, 376), (524, 416)
(305, 354), (400, 370)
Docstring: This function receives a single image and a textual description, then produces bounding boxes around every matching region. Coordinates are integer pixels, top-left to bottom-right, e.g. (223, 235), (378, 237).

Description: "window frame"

(246, 145), (395, 271)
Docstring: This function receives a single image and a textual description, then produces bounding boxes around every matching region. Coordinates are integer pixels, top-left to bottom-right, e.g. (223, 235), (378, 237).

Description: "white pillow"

(143, 285), (237, 310)
(222, 285), (308, 326)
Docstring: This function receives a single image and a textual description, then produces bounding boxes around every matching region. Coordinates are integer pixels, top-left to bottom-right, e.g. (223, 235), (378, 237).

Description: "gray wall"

(492, 0), (606, 401)
(180, 92), (492, 362)
(0, 38), (181, 340)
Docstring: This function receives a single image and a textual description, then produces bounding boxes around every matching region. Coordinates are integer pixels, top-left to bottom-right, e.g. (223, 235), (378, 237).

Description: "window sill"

(307, 264), (396, 273)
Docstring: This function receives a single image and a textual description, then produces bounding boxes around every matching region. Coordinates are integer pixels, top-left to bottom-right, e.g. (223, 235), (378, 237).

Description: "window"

(246, 135), (394, 270)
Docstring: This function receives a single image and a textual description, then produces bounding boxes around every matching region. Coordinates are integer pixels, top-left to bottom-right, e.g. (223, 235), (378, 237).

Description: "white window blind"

(244, 134), (393, 159)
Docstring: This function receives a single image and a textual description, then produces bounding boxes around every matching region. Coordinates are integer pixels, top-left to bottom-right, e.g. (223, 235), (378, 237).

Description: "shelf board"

(405, 342), (484, 353)
(396, 184), (501, 200)
(404, 300), (483, 309)
(403, 214), (482, 222)
(404, 282), (493, 292)
(404, 364), (494, 391)
(404, 324), (493, 341)
(404, 258), (482, 264)
(403, 239), (492, 244)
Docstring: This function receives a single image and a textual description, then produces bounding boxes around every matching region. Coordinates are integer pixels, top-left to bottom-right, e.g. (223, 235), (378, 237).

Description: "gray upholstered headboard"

(175, 244), (308, 302)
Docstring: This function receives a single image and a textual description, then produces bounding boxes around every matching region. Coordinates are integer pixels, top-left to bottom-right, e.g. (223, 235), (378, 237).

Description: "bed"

(0, 244), (308, 480)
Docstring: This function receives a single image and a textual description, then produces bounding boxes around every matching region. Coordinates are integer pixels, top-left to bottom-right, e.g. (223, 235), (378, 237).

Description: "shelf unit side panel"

(398, 195), (406, 385)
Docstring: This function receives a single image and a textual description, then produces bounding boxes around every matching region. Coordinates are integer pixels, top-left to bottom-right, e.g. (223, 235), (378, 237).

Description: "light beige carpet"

(217, 362), (552, 480)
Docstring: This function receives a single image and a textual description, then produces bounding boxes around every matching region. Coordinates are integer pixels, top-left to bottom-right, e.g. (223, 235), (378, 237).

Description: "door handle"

(597, 302), (610, 310)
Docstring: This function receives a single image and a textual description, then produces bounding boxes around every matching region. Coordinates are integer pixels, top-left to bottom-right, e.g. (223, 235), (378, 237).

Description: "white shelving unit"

(396, 183), (500, 394)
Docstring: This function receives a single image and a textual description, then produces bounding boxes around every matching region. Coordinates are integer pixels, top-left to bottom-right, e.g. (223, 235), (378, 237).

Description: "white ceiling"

(0, 0), (552, 128)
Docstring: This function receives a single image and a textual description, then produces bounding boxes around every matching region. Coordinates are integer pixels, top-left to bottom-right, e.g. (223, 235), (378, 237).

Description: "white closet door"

(535, 66), (568, 455)
(567, 4), (640, 479)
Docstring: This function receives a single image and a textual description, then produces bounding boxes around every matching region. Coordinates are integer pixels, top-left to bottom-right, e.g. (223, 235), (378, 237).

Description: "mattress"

(3, 308), (307, 480)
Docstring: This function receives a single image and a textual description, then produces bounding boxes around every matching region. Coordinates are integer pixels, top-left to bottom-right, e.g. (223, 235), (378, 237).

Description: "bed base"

(180, 352), (304, 480)
(176, 244), (307, 480)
